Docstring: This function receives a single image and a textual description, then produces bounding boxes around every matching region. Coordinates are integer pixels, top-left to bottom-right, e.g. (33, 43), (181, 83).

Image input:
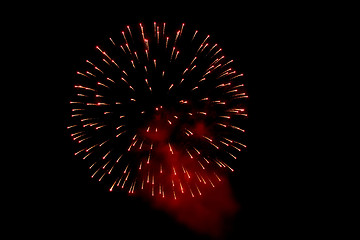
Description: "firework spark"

(68, 21), (247, 200)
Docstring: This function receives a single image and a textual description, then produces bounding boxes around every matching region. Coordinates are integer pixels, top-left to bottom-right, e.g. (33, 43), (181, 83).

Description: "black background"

(51, 4), (303, 239)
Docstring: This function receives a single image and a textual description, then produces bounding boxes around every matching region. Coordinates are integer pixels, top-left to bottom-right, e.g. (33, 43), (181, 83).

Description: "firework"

(68, 22), (248, 199)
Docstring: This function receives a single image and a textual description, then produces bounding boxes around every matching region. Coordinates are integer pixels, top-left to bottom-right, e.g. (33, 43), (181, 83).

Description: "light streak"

(185, 148), (193, 159)
(169, 143), (174, 155)
(109, 179), (117, 192)
(102, 159), (111, 169)
(147, 152), (151, 164)
(180, 23), (185, 36)
(102, 150), (111, 160)
(126, 25), (133, 39)
(192, 30), (198, 41)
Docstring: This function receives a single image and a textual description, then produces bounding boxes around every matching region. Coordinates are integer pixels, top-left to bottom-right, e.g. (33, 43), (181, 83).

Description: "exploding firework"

(68, 22), (248, 200)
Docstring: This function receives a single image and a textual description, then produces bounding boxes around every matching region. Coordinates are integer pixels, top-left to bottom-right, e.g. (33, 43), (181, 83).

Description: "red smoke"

(151, 177), (239, 238)
(136, 108), (240, 238)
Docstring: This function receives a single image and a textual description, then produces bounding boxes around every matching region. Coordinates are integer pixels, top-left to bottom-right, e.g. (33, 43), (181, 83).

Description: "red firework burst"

(68, 21), (248, 200)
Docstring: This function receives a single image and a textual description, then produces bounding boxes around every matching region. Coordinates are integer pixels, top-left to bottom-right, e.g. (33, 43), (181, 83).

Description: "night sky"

(55, 6), (294, 239)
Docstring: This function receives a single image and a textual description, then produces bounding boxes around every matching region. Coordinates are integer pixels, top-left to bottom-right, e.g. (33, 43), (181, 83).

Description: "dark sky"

(55, 6), (296, 239)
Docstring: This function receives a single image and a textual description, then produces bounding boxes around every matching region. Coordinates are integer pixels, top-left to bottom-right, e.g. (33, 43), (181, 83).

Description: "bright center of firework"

(68, 22), (247, 198)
